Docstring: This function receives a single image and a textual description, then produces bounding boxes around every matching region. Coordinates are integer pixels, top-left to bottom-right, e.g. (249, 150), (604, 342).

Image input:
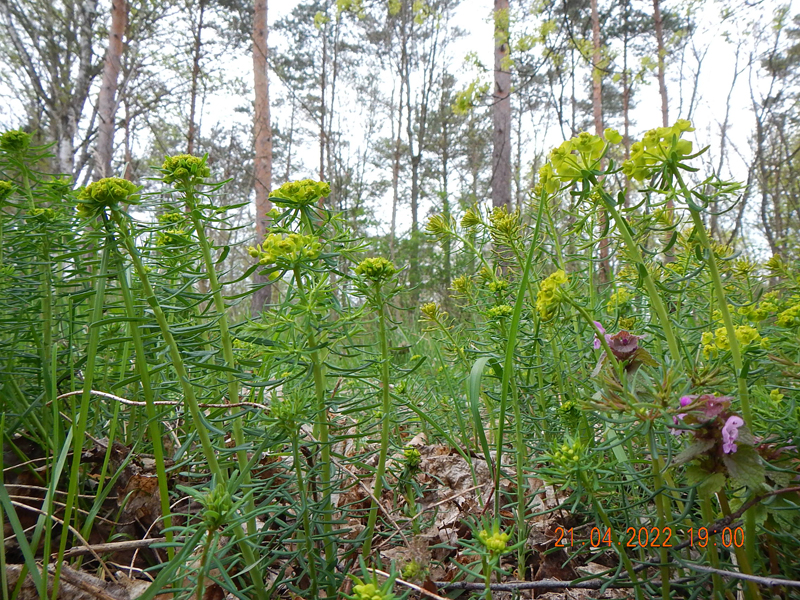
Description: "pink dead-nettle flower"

(592, 323), (642, 361)
(592, 321), (606, 350)
(721, 415), (744, 454)
(606, 330), (641, 361)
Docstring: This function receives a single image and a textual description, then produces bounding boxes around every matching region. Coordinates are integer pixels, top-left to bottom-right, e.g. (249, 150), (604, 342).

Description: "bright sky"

(236, 0), (781, 244)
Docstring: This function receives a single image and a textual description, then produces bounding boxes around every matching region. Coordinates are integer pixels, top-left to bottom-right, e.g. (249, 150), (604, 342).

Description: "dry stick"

(61, 537), (185, 559)
(8, 501), (115, 581)
(44, 563), (125, 600)
(7, 495), (122, 528)
(676, 563), (800, 588)
(55, 389), (270, 411)
(628, 484), (800, 575)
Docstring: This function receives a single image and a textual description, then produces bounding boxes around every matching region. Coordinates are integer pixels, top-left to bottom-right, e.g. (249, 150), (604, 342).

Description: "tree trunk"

(187, 0), (206, 155)
(319, 9), (327, 185)
(622, 0), (631, 200)
(93, 0), (127, 179)
(653, 0), (668, 127)
(389, 82), (403, 261)
(251, 0), (273, 315)
(492, 0), (511, 211)
(440, 86), (451, 288)
(590, 0), (610, 283)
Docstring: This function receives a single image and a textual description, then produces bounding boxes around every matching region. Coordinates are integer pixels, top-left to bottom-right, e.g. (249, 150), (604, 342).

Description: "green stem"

(671, 167), (756, 566)
(597, 190), (682, 362)
(363, 286), (391, 559)
(291, 266), (335, 578)
(187, 198), (261, 567)
(110, 236), (174, 558)
(52, 237), (112, 600)
(291, 432), (319, 597)
(196, 529), (216, 600)
(701, 493), (725, 599)
(716, 490), (762, 600)
(648, 428), (670, 600)
(111, 211), (266, 599)
(580, 472), (644, 600)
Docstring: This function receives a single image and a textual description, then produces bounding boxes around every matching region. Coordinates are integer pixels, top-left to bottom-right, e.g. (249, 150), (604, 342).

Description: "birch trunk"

(492, 0), (511, 211)
(187, 0), (206, 155)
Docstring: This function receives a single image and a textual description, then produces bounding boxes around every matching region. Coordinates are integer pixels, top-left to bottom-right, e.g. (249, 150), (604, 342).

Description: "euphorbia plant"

(354, 256), (401, 558)
(84, 174), (268, 600)
(248, 179), (363, 590)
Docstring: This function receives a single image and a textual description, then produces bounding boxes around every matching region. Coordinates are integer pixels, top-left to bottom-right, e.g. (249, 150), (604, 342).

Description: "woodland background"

(1, 0), (799, 311)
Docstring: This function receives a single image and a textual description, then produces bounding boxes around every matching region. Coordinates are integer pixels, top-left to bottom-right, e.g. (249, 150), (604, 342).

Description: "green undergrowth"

(0, 124), (798, 600)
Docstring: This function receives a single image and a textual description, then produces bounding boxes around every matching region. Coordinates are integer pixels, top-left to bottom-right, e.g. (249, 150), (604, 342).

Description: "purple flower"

(721, 415), (744, 454)
(607, 330), (641, 361)
(700, 394), (732, 420)
(670, 412), (687, 436)
(592, 321), (606, 350)
(680, 395), (693, 408)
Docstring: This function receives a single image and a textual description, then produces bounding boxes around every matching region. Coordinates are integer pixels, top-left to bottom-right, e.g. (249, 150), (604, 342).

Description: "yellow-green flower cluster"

(552, 440), (584, 471)
(770, 389), (785, 404)
(77, 177), (139, 218)
(450, 275), (472, 297)
(548, 131), (605, 181)
(701, 325), (763, 359)
(477, 528), (510, 555)
(461, 207), (482, 228)
(351, 583), (386, 600)
(401, 559), (423, 581)
(536, 269), (568, 320)
(557, 399), (581, 431)
(777, 303), (800, 328)
(487, 304), (513, 320)
(403, 447), (422, 469)
(737, 300), (777, 322)
(155, 229), (190, 248)
(489, 206), (521, 244)
(161, 154), (210, 185)
(355, 256), (397, 282)
(619, 316), (636, 330)
(248, 232), (321, 266)
(607, 287), (633, 311)
(269, 179), (330, 206)
(534, 163), (558, 196)
(420, 302), (445, 322)
(487, 279), (509, 294)
(622, 119), (694, 181)
(158, 211), (184, 225)
(0, 129), (31, 152)
(0, 180), (13, 201)
(27, 207), (59, 224)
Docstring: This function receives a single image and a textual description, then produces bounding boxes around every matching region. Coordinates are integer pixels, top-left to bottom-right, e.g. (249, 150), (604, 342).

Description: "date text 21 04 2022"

(553, 526), (745, 549)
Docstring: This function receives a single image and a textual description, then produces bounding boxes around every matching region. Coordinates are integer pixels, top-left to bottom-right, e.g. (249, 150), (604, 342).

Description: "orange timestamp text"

(554, 526), (745, 549)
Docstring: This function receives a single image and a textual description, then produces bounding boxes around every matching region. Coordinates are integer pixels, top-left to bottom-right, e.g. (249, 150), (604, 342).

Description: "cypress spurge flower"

(76, 177), (139, 218)
(355, 256), (397, 282)
(621, 119), (695, 182)
(0, 129), (31, 152)
(0, 180), (13, 201)
(160, 154), (210, 186)
(536, 269), (568, 319)
(269, 179), (330, 206)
